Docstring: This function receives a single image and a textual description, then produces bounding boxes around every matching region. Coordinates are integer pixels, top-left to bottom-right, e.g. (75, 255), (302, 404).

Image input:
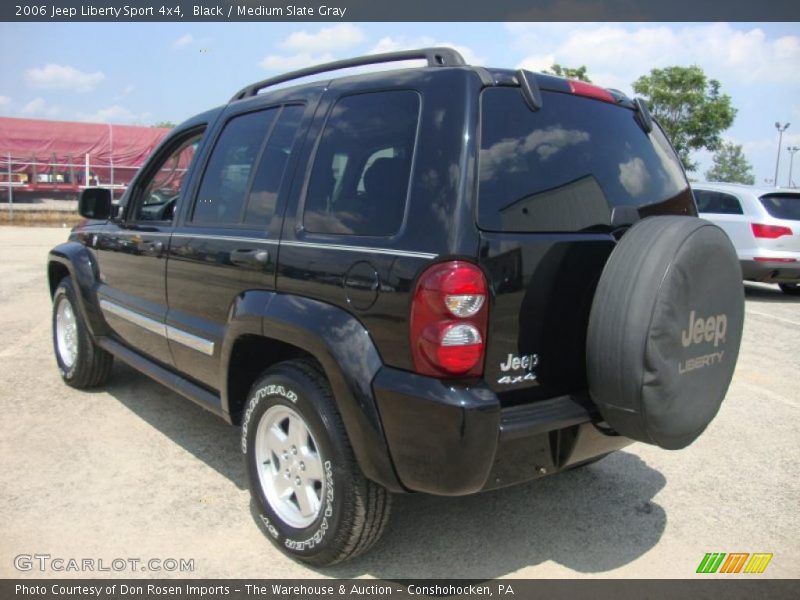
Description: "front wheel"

(779, 283), (800, 296)
(242, 360), (391, 566)
(52, 276), (113, 388)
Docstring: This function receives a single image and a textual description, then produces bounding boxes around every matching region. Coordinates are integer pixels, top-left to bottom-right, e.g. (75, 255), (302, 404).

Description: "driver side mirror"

(78, 187), (113, 220)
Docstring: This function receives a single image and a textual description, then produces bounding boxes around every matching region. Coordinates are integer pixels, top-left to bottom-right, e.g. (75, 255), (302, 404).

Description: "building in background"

(0, 117), (170, 201)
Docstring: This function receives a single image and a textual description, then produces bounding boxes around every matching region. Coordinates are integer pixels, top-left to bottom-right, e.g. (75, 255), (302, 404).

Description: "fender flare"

(221, 291), (403, 492)
(47, 242), (111, 338)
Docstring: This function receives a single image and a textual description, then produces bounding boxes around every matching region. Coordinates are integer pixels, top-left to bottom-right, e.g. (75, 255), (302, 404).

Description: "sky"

(0, 21), (799, 184)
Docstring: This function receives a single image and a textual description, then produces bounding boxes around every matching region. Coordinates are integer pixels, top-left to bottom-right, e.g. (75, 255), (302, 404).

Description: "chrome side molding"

(99, 299), (215, 356)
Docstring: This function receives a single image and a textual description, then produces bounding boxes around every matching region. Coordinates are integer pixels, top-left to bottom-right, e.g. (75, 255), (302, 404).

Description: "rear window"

(693, 189), (744, 215)
(477, 88), (692, 232)
(760, 194), (800, 221)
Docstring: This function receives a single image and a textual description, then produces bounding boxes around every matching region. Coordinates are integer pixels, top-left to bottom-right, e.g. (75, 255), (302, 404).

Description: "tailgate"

(479, 231), (614, 403)
(476, 84), (696, 404)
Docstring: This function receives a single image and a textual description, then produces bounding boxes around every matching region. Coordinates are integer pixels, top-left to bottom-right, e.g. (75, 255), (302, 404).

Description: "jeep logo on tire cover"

(678, 310), (728, 375)
(681, 310), (727, 348)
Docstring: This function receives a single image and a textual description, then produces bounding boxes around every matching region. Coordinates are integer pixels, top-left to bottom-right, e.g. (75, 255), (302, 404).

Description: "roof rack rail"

(229, 47), (467, 102)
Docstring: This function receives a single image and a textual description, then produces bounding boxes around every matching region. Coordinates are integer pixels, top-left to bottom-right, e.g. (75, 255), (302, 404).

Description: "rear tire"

(242, 359), (391, 566)
(779, 283), (800, 296)
(52, 276), (113, 389)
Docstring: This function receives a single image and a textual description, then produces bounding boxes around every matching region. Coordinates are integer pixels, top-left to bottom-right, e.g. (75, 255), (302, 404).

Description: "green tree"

(543, 64), (591, 82)
(632, 65), (736, 171)
(152, 121), (176, 129)
(705, 141), (755, 185)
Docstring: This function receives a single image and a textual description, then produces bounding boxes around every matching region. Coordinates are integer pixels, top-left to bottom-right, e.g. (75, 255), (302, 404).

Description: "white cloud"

(618, 157), (650, 197)
(517, 53), (557, 73)
(77, 105), (151, 124)
(172, 34), (194, 49)
(25, 64), (105, 93)
(735, 132), (800, 156)
(258, 25), (365, 72)
(0, 95), (10, 106)
(281, 24), (365, 52)
(740, 137), (779, 155)
(511, 23), (800, 92)
(21, 97), (45, 114)
(259, 29), (480, 77)
(370, 36), (425, 54)
(480, 126), (590, 180)
(369, 36), (484, 65)
(259, 23), (366, 71)
(260, 52), (335, 71)
(20, 97), (60, 117)
(115, 84), (135, 100)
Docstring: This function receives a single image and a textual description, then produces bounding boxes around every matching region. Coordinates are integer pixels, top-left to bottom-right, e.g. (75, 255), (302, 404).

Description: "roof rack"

(229, 47), (467, 102)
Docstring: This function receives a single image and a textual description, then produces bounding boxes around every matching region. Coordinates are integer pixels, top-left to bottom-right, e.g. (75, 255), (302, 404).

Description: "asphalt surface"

(0, 226), (798, 579)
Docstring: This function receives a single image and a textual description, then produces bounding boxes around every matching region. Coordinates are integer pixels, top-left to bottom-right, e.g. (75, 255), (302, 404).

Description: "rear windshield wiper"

(516, 69), (543, 111)
(634, 97), (653, 133)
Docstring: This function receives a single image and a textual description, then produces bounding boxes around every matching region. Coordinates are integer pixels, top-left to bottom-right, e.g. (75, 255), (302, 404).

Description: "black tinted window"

(133, 132), (203, 222)
(694, 190), (744, 215)
(193, 109), (277, 224)
(304, 91), (419, 236)
(760, 194), (800, 221)
(478, 88), (692, 232)
(243, 105), (304, 225)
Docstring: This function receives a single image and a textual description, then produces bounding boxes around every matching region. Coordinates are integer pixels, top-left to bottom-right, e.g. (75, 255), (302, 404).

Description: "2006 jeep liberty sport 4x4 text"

(48, 48), (745, 565)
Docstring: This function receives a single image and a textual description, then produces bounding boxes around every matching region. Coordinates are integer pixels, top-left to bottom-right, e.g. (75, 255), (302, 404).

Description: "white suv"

(692, 182), (800, 296)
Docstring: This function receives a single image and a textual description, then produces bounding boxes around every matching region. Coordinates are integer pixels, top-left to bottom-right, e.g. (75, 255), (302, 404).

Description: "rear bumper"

(372, 366), (631, 495)
(741, 259), (800, 283)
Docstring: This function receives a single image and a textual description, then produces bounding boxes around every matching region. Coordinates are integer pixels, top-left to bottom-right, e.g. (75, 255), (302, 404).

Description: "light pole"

(774, 122), (790, 187)
(788, 146), (799, 188)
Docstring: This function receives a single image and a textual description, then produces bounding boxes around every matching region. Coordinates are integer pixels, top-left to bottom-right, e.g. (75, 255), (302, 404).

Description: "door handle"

(229, 248), (270, 268)
(143, 240), (164, 256)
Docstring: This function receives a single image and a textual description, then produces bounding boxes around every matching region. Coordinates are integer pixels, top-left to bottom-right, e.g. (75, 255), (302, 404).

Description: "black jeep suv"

(48, 48), (745, 566)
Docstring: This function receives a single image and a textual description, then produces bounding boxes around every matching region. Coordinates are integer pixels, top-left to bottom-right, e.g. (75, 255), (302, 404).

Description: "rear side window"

(192, 109), (277, 225)
(478, 88), (693, 232)
(760, 194), (800, 221)
(303, 90), (419, 236)
(243, 105), (304, 225)
(694, 190), (744, 215)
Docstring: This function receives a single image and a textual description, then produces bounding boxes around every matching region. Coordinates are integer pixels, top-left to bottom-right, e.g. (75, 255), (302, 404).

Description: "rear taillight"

(754, 257), (798, 263)
(410, 261), (489, 378)
(568, 80), (615, 104)
(752, 223), (793, 239)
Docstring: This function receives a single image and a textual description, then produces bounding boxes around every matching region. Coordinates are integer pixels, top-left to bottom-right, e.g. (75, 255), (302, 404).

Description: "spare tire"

(586, 216), (744, 450)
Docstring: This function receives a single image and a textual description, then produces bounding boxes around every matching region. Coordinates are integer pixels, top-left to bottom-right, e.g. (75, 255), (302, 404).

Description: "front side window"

(131, 132), (203, 222)
(303, 90), (420, 236)
(192, 109), (277, 225)
(694, 190), (744, 215)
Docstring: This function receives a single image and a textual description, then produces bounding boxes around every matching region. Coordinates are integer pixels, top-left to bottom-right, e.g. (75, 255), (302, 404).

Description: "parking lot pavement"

(0, 226), (798, 579)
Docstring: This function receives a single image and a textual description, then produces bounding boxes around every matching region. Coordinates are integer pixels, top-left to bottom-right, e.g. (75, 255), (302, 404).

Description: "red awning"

(0, 116), (170, 170)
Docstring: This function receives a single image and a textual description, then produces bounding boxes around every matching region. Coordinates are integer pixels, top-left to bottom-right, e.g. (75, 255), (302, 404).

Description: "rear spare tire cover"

(586, 216), (744, 449)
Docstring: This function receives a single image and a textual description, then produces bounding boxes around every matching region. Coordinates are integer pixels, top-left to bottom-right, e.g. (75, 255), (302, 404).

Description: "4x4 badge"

(498, 353), (539, 385)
